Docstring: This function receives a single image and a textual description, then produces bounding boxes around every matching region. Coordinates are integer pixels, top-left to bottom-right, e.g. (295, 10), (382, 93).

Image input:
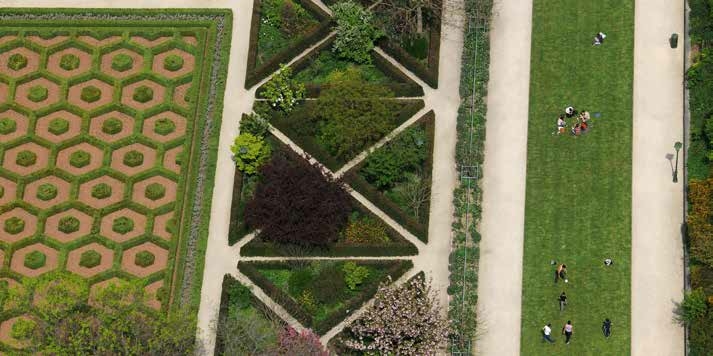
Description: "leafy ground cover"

(520, 1), (634, 354)
(0, 10), (232, 352)
(238, 259), (413, 334)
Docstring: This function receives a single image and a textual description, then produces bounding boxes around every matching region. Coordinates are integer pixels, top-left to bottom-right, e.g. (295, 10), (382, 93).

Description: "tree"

(331, 1), (383, 63)
(231, 133), (272, 175)
(378, 0), (443, 37)
(263, 64), (305, 113)
(316, 73), (395, 160)
(361, 126), (427, 189)
(245, 150), (352, 246)
(13, 273), (197, 355)
(274, 327), (328, 355)
(343, 275), (450, 355)
(240, 112), (270, 137)
(399, 172), (431, 219)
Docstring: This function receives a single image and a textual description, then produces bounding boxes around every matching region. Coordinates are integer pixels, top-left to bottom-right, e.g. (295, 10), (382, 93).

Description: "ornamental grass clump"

(344, 275), (450, 355)
(263, 64), (305, 113)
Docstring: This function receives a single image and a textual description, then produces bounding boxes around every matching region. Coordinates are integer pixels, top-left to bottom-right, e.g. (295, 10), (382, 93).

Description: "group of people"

(555, 106), (591, 137)
(542, 259), (615, 345)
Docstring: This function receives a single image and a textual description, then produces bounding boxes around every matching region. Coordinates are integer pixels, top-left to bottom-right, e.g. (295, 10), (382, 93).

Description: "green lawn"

(520, 1), (634, 354)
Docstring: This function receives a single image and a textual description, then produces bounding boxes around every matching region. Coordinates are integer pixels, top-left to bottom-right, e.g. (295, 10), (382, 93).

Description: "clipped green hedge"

(123, 150), (144, 167)
(4, 216), (24, 234)
(8, 53), (27, 70)
(145, 183), (166, 200)
(28, 85), (48, 102)
(48, 118), (69, 135)
(112, 216), (134, 234)
(60, 53), (80, 70)
(16, 150), (37, 167)
(81, 86), (102, 103)
(154, 117), (176, 135)
(70, 150), (91, 168)
(91, 183), (112, 199)
(36, 183), (58, 201)
(24, 251), (46, 269)
(112, 53), (133, 72)
(133, 86), (154, 103)
(0, 118), (16, 134)
(102, 117), (123, 134)
(58, 216), (80, 234)
(163, 54), (184, 71)
(135, 251), (155, 267)
(79, 250), (101, 268)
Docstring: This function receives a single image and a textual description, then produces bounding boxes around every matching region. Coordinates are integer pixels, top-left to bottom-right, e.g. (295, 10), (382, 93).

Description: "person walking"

(542, 323), (555, 343)
(555, 264), (568, 283)
(602, 318), (612, 338)
(558, 291), (568, 311)
(562, 320), (573, 344)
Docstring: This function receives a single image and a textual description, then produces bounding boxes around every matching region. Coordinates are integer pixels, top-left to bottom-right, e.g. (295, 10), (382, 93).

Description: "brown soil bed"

(120, 242), (169, 277)
(10, 243), (59, 278)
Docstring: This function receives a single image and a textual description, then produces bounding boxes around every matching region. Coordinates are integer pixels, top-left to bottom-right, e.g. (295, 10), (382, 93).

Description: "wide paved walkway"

(631, 0), (685, 355)
(475, 0), (532, 354)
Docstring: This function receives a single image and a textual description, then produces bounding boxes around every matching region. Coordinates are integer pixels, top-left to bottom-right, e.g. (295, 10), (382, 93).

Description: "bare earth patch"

(10, 243), (59, 278)
(121, 242), (169, 278)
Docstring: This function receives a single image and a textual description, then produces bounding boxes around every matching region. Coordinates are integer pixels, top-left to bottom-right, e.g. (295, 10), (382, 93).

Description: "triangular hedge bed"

(256, 36), (424, 98)
(237, 259), (413, 335)
(257, 99), (425, 172)
(343, 110), (435, 243)
(245, 0), (332, 88)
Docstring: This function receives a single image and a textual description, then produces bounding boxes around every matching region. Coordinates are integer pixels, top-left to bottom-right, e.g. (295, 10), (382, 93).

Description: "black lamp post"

(673, 141), (682, 183)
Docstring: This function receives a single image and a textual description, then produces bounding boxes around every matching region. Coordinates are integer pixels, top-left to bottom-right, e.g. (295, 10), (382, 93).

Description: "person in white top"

(593, 32), (607, 45)
(542, 323), (555, 343)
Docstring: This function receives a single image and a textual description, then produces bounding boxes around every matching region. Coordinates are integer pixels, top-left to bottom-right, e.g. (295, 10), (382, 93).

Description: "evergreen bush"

(16, 150), (37, 167)
(145, 183), (166, 200)
(112, 53), (134, 72)
(24, 251), (46, 269)
(4, 217), (24, 234)
(102, 117), (123, 135)
(81, 86), (102, 103)
(48, 118), (69, 135)
(58, 216), (80, 234)
(8, 53), (27, 70)
(59, 53), (80, 70)
(135, 251), (155, 267)
(112, 216), (134, 234)
(123, 150), (144, 167)
(36, 183), (58, 201)
(153, 117), (176, 135)
(133, 86), (154, 103)
(91, 183), (112, 199)
(70, 150), (91, 168)
(0, 118), (16, 134)
(79, 250), (101, 268)
(28, 85), (48, 102)
(230, 133), (271, 175)
(163, 54), (184, 71)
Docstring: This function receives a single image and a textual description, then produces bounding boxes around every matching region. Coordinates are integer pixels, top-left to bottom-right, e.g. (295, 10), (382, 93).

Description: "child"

(557, 115), (566, 134)
(571, 123), (581, 137)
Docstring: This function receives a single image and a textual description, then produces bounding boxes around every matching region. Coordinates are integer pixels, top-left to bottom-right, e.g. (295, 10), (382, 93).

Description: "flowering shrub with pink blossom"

(343, 275), (451, 355)
(275, 326), (328, 355)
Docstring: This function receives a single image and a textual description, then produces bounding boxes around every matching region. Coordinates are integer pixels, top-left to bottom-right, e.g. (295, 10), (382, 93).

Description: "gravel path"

(631, 0), (685, 354)
(474, 0), (532, 354)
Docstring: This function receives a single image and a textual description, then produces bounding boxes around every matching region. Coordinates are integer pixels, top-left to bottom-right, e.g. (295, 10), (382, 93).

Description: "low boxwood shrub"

(0, 118), (17, 134)
(134, 251), (155, 267)
(112, 216), (133, 234)
(58, 216), (80, 234)
(144, 183), (165, 200)
(60, 53), (80, 70)
(133, 86), (153, 103)
(10, 318), (36, 340)
(112, 53), (134, 72)
(24, 251), (46, 269)
(153, 117), (176, 135)
(80, 86), (101, 103)
(16, 150), (36, 167)
(4, 217), (24, 234)
(79, 250), (101, 268)
(8, 53), (27, 71)
(91, 183), (112, 199)
(163, 54), (184, 71)
(28, 85), (48, 102)
(123, 150), (143, 167)
(70, 150), (91, 168)
(48, 118), (69, 135)
(102, 117), (123, 135)
(36, 183), (58, 201)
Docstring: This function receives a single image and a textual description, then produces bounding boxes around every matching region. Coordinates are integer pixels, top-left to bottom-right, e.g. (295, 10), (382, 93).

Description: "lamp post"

(673, 141), (682, 183)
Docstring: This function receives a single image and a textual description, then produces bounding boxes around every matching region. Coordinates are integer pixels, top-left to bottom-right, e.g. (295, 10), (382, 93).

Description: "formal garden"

(683, 1), (713, 354)
(0, 8), (231, 353)
(218, 0), (467, 354)
(520, 1), (634, 354)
